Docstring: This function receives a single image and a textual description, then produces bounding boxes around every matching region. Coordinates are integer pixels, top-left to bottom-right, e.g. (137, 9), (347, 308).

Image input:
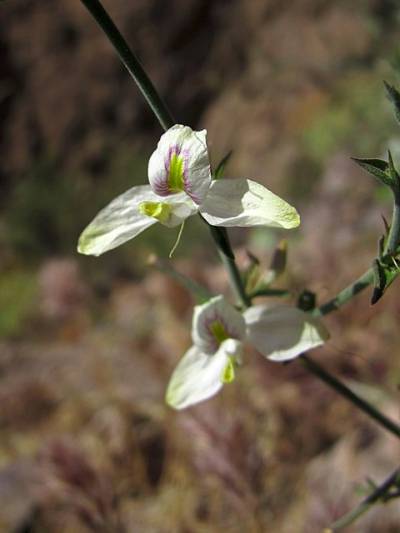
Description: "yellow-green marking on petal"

(221, 357), (236, 384)
(139, 201), (172, 223)
(209, 320), (229, 344)
(168, 153), (185, 192)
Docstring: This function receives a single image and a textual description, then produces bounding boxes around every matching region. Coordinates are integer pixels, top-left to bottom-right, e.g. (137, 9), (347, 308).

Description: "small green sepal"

(266, 240), (288, 284)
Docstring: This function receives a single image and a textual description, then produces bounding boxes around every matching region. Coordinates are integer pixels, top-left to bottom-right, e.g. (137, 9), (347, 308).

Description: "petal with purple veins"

(148, 125), (212, 204)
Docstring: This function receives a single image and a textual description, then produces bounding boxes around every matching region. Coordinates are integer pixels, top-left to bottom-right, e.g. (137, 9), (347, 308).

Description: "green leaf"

(352, 157), (393, 188)
(213, 150), (233, 180)
(384, 81), (400, 126)
(388, 150), (400, 193)
(371, 256), (400, 304)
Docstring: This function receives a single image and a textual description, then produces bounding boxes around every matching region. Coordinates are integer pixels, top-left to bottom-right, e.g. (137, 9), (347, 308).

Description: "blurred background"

(1, 0), (400, 531)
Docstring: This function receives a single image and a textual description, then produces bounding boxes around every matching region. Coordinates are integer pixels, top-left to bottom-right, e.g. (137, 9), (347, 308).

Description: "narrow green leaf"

(381, 215), (390, 236)
(371, 256), (400, 304)
(352, 157), (393, 187)
(378, 234), (385, 258)
(384, 81), (400, 126)
(388, 150), (400, 193)
(213, 150), (233, 180)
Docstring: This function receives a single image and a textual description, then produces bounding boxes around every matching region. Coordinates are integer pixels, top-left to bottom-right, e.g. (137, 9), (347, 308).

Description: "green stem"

(328, 467), (400, 531)
(80, 0), (174, 131)
(314, 269), (374, 317)
(203, 220), (251, 308)
(218, 250), (251, 308)
(301, 355), (400, 439)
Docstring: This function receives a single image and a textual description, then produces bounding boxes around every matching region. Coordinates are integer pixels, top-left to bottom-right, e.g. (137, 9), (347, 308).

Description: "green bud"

(298, 290), (316, 312)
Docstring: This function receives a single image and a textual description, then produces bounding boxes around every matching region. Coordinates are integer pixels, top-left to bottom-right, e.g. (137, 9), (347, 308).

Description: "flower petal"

(192, 295), (246, 354)
(148, 125), (211, 204)
(78, 185), (160, 256)
(200, 178), (300, 229)
(244, 305), (329, 361)
(78, 184), (198, 256)
(166, 339), (242, 409)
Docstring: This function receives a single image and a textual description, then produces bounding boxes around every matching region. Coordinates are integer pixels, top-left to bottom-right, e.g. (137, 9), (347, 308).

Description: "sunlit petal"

(244, 305), (329, 361)
(200, 178), (300, 229)
(78, 185), (159, 256)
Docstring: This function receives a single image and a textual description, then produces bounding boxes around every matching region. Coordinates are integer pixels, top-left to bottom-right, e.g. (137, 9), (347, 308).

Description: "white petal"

(166, 339), (242, 410)
(148, 124), (212, 204)
(78, 185), (160, 256)
(244, 305), (329, 361)
(200, 178), (300, 229)
(192, 295), (246, 354)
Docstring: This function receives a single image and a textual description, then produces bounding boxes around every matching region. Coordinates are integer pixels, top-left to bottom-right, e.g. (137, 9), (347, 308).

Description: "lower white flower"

(78, 125), (300, 256)
(166, 295), (329, 409)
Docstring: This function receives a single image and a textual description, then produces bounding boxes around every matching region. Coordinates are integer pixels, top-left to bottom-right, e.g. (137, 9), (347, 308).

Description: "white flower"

(78, 125), (300, 256)
(166, 296), (329, 410)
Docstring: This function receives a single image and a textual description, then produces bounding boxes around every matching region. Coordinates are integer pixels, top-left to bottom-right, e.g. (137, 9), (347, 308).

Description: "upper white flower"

(78, 125), (300, 256)
(166, 295), (329, 410)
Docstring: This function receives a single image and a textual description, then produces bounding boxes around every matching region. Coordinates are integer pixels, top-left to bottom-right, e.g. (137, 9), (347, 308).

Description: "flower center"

(167, 152), (185, 192)
(209, 319), (230, 345)
(139, 201), (172, 223)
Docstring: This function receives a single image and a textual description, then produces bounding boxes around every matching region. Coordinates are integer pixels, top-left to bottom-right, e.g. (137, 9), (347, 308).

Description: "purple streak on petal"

(152, 177), (170, 196)
(181, 148), (201, 204)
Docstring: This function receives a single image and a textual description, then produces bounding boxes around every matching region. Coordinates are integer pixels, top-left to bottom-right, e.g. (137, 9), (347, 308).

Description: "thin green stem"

(313, 269), (374, 317)
(80, 0), (174, 131)
(248, 287), (289, 299)
(218, 250), (251, 308)
(328, 467), (400, 531)
(203, 220), (251, 308)
(301, 355), (400, 439)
